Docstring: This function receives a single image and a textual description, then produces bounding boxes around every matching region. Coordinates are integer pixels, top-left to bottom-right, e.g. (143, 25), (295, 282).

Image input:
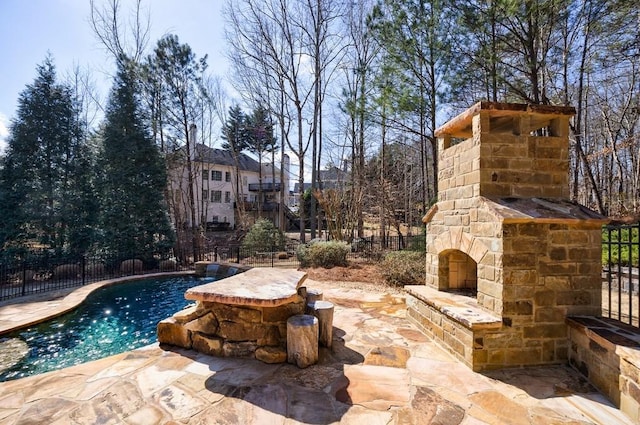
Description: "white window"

(225, 171), (231, 182)
(225, 191), (231, 203)
(202, 189), (208, 201)
(212, 170), (222, 181)
(211, 190), (222, 203)
(202, 170), (209, 181)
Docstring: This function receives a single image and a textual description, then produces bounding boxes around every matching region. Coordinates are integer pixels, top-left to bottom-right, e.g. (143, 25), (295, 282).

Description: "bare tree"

(224, 0), (315, 242)
(89, 0), (150, 67)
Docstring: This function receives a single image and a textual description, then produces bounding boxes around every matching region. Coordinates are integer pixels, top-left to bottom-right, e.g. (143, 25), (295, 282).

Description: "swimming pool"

(0, 275), (213, 381)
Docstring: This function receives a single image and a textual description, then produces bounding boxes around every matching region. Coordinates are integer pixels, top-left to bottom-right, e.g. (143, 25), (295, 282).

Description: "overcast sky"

(0, 0), (229, 150)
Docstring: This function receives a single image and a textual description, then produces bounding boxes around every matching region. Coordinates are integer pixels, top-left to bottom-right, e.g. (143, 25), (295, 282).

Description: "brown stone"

(262, 300), (305, 322)
(223, 341), (257, 357)
(364, 346), (410, 368)
(503, 301), (533, 315)
(157, 318), (191, 349)
(256, 325), (281, 346)
(218, 321), (271, 342)
(173, 304), (206, 324)
(210, 303), (262, 323)
(191, 333), (223, 356)
(255, 346), (287, 364)
(556, 290), (591, 306)
(185, 312), (219, 335)
(523, 324), (567, 339)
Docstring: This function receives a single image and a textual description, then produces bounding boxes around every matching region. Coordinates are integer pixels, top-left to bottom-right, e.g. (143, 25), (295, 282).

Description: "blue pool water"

(0, 275), (212, 381)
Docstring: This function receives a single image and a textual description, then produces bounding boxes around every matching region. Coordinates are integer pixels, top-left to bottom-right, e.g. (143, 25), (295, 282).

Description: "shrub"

(242, 218), (286, 252)
(380, 251), (425, 286)
(297, 240), (349, 268)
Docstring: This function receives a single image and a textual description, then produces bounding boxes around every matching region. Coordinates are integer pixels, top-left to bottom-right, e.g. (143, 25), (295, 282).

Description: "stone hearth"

(406, 102), (608, 371)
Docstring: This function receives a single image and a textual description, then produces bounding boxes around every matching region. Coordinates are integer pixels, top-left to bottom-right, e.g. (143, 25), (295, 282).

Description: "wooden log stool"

(308, 300), (334, 348)
(286, 314), (318, 368)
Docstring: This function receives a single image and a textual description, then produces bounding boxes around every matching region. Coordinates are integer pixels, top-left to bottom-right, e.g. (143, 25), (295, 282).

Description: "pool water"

(0, 275), (212, 381)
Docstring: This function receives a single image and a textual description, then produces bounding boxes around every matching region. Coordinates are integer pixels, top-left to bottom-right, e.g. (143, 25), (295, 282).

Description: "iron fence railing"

(0, 252), (183, 302)
(602, 222), (640, 326)
(0, 235), (423, 302)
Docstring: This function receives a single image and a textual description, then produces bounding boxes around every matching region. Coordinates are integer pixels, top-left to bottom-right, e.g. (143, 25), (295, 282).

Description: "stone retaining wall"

(567, 316), (640, 423)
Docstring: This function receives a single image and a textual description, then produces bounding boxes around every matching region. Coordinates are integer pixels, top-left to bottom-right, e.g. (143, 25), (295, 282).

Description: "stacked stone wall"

(158, 296), (305, 364)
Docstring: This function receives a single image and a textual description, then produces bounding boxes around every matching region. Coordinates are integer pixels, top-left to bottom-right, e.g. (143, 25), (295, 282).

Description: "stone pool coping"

(0, 271), (194, 336)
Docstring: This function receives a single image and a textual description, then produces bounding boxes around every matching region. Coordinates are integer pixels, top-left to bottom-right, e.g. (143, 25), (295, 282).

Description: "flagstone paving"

(0, 279), (634, 424)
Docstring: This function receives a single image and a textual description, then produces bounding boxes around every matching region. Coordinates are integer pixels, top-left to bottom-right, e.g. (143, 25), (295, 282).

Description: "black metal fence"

(0, 252), (182, 302)
(0, 235), (423, 302)
(602, 222), (640, 326)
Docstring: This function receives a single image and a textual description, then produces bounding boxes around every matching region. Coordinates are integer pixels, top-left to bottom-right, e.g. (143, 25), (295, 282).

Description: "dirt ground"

(302, 263), (383, 284)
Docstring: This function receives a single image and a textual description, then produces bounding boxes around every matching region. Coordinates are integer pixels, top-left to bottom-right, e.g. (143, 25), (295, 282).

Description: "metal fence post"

(81, 255), (87, 286)
(21, 261), (27, 296)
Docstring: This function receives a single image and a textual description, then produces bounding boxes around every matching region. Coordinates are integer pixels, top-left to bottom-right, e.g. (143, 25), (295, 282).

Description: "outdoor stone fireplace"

(406, 102), (608, 371)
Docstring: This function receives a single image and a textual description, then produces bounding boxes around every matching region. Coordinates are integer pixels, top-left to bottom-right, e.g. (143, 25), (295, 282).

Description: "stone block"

(542, 275), (570, 290)
(556, 290), (591, 306)
(255, 346), (287, 364)
(191, 332), (223, 356)
(533, 290), (555, 306)
(209, 303), (262, 323)
(223, 341), (257, 358)
(539, 262), (577, 275)
(157, 318), (191, 349)
(262, 300), (305, 322)
(534, 307), (565, 323)
(256, 325), (281, 346)
(505, 347), (542, 365)
(218, 321), (272, 342)
(523, 324), (567, 339)
(173, 304), (206, 324)
(503, 301), (533, 315)
(185, 312), (219, 335)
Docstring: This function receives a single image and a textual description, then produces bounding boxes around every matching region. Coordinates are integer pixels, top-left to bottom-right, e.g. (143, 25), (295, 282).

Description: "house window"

(211, 190), (222, 203)
(212, 170), (222, 181)
(202, 170), (209, 181)
(225, 191), (231, 203)
(202, 189), (208, 201)
(225, 171), (231, 182)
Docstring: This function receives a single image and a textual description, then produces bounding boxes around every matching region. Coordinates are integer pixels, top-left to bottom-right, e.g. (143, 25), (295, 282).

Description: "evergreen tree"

(98, 59), (174, 259)
(0, 56), (96, 257)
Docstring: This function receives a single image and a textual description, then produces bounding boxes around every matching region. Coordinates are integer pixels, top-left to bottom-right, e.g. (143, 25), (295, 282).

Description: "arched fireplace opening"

(439, 250), (477, 295)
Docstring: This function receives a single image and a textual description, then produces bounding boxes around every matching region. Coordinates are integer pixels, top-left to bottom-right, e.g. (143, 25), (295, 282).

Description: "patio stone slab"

(0, 277), (635, 424)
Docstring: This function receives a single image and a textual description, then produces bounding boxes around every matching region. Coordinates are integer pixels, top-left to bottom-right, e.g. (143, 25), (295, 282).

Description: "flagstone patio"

(0, 278), (633, 424)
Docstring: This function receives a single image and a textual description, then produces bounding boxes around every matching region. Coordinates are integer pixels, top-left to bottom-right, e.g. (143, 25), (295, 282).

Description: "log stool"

(286, 315), (318, 368)
(308, 300), (334, 348)
(306, 288), (323, 304)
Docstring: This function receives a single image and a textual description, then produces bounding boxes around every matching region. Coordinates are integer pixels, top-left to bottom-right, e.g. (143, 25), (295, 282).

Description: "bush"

(297, 240), (349, 268)
(242, 219), (286, 252)
(380, 251), (425, 286)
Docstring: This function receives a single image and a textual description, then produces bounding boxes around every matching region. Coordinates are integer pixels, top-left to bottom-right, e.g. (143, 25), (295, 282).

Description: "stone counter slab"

(185, 268), (307, 307)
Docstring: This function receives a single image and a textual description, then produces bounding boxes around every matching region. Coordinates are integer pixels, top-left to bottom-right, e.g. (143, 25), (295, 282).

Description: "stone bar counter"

(158, 268), (308, 364)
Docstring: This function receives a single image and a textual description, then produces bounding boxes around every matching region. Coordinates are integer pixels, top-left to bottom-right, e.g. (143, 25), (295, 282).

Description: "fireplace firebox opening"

(439, 250), (477, 295)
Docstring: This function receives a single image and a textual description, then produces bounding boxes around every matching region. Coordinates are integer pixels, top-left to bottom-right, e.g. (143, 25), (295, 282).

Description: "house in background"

(168, 142), (291, 231)
(291, 166), (350, 210)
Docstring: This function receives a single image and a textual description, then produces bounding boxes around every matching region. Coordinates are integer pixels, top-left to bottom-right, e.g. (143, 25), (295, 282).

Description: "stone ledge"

(567, 316), (640, 423)
(405, 285), (501, 331)
(186, 268), (307, 307)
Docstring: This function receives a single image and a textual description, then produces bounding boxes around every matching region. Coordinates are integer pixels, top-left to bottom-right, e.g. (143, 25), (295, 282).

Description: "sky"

(0, 0), (229, 151)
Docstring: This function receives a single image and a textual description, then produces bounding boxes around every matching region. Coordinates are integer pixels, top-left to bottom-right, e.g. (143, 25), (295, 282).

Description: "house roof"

(193, 144), (261, 172)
